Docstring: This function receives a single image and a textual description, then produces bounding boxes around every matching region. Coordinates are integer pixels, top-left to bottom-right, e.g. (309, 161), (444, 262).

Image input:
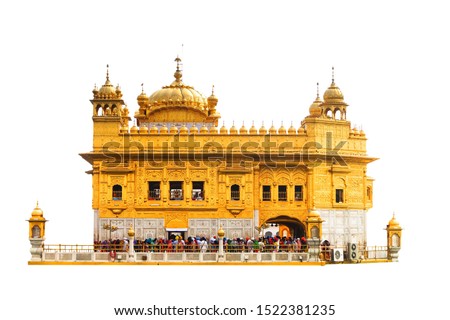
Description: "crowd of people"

(93, 235), (309, 253)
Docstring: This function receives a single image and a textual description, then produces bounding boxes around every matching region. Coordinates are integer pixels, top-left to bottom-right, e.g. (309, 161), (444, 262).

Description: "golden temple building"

(80, 58), (376, 247)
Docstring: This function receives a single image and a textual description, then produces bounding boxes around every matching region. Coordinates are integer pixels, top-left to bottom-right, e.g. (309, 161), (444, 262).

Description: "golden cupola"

(94, 65), (120, 99)
(137, 84), (149, 110)
(321, 68), (348, 120)
(91, 65), (126, 119)
(135, 57), (220, 125)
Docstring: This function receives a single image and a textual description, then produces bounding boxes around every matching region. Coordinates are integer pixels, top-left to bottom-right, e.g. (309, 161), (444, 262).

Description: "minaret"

(320, 67), (348, 120)
(386, 214), (402, 262)
(207, 85), (221, 126)
(91, 65), (129, 150)
(27, 202), (47, 262)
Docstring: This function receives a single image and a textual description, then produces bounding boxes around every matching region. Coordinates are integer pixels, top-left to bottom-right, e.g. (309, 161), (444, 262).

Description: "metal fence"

(42, 243), (389, 262)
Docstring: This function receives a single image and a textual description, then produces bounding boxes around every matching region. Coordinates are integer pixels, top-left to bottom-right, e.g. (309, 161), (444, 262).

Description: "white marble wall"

(318, 209), (367, 247)
(97, 218), (165, 241)
(95, 217), (254, 241)
(189, 218), (254, 239)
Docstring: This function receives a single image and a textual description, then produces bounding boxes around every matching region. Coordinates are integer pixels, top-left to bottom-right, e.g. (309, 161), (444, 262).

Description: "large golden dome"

(137, 57), (216, 124)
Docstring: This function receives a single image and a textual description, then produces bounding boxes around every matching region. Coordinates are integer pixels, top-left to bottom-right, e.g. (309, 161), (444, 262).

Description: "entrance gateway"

(265, 216), (306, 239)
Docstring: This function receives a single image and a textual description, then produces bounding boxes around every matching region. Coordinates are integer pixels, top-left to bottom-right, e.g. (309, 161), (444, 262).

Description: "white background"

(1, 0), (448, 319)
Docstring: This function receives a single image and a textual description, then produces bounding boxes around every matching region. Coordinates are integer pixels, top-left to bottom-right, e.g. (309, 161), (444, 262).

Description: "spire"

(331, 66), (335, 84)
(174, 56), (183, 81)
(316, 82), (320, 99)
(106, 64), (110, 81)
(141, 83), (144, 93)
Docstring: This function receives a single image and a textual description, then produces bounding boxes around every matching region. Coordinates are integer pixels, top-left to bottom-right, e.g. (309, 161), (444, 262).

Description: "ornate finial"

(175, 56), (182, 71)
(141, 83), (144, 93)
(316, 82), (320, 98)
(212, 84), (215, 95)
(106, 64), (110, 81)
(331, 66), (335, 84)
(174, 56), (182, 81)
(36, 200), (39, 208)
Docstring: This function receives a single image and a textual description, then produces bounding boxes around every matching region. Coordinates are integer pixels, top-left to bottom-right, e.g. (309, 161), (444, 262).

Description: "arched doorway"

(265, 216), (306, 239)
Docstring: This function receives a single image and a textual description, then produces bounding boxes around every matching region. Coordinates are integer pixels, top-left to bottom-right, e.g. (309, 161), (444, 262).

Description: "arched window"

(335, 109), (342, 120)
(325, 109), (333, 119)
(32, 225), (41, 238)
(231, 184), (240, 201)
(392, 234), (400, 247)
(367, 186), (372, 201)
(112, 185), (122, 200)
(96, 105), (103, 116)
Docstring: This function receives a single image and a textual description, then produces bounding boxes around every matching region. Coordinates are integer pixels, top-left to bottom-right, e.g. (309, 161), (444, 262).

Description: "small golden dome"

(97, 65), (118, 98)
(220, 123), (228, 134)
(31, 203), (44, 218)
(259, 123), (267, 135)
(288, 123), (296, 135)
(239, 122), (248, 134)
(200, 124), (209, 134)
(388, 215), (401, 228)
(308, 208), (321, 221)
(297, 126), (305, 134)
(115, 85), (122, 97)
(130, 124), (139, 134)
(207, 85), (218, 108)
(190, 125), (199, 134)
(169, 125), (178, 134)
(323, 69), (346, 103)
(159, 124), (168, 134)
(278, 123), (286, 134)
(128, 225), (135, 237)
(323, 82), (344, 102)
(120, 125), (129, 134)
(249, 122), (258, 134)
(139, 125), (148, 134)
(137, 85), (149, 108)
(149, 124), (158, 134)
(179, 124), (189, 134)
(218, 226), (225, 238)
(269, 123), (277, 135)
(229, 122), (238, 134)
(309, 85), (323, 118)
(210, 125), (218, 134)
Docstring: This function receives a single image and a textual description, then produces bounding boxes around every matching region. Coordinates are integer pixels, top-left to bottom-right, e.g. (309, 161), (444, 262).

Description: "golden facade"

(80, 59), (376, 246)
